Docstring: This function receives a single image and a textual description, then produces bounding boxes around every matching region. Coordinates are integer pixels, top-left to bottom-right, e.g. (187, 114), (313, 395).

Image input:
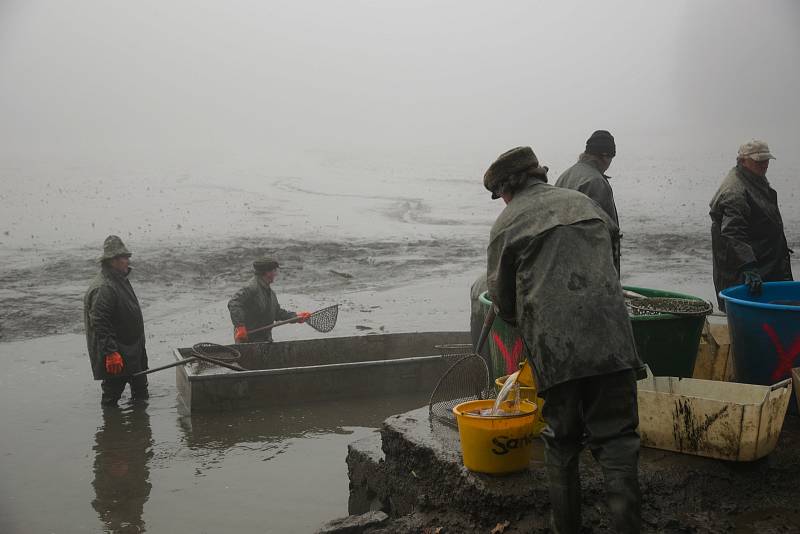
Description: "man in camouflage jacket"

(484, 147), (644, 534)
(84, 235), (149, 406)
(710, 140), (793, 310)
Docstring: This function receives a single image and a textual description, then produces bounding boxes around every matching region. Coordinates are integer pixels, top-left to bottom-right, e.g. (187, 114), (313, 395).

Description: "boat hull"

(176, 331), (470, 412)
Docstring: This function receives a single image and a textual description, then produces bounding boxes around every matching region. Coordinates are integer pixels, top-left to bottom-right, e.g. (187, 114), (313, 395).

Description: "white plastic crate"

(637, 366), (792, 461)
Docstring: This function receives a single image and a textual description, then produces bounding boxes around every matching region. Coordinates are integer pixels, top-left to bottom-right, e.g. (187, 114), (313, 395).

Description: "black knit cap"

(585, 130), (616, 157)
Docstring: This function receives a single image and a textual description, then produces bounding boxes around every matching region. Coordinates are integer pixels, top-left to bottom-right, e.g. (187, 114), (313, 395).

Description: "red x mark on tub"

(492, 333), (524, 375)
(762, 323), (800, 382)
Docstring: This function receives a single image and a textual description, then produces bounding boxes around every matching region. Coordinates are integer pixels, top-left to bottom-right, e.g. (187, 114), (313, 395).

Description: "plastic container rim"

(720, 281), (800, 312)
(479, 288), (705, 322)
(453, 399), (537, 420)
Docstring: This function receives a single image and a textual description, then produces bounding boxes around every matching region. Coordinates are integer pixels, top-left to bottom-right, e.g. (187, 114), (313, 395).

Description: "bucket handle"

(769, 378), (792, 391)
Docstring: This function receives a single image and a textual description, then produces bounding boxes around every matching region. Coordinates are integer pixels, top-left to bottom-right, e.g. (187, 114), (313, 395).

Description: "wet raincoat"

(228, 276), (296, 342)
(710, 165), (793, 306)
(486, 180), (642, 393)
(84, 266), (148, 380)
(555, 155), (621, 275)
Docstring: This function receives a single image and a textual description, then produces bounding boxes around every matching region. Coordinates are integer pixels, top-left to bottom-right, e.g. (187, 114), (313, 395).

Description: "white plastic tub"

(637, 367), (793, 461)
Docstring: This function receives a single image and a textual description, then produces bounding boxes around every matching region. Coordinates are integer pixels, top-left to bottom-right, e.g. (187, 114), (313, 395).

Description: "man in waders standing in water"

(228, 257), (310, 343)
(84, 235), (149, 406)
(483, 146), (645, 533)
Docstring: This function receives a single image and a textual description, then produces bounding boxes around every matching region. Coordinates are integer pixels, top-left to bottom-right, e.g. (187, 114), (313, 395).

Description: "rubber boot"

(605, 470), (641, 533)
(101, 378), (126, 406)
(131, 375), (149, 401)
(545, 455), (582, 534)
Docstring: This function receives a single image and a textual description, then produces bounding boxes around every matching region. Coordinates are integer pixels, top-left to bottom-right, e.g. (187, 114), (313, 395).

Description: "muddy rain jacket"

(487, 180), (643, 393)
(555, 155), (621, 275)
(84, 267), (148, 380)
(228, 276), (296, 342)
(710, 165), (793, 304)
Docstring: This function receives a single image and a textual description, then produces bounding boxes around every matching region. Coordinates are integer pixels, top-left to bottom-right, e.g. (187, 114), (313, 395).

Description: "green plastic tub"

(478, 287), (706, 380)
(624, 285), (706, 377)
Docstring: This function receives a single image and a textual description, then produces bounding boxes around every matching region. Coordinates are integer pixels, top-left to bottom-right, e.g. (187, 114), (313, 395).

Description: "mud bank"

(333, 407), (800, 533)
(0, 237), (483, 342)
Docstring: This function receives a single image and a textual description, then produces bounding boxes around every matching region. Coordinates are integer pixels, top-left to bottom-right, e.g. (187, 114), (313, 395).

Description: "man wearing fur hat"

(484, 147), (644, 533)
(228, 258), (310, 343)
(84, 235), (149, 406)
(556, 130), (621, 275)
(710, 140), (793, 310)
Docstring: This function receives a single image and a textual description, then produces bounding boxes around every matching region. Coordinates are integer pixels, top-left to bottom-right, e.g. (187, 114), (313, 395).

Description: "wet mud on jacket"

(228, 276), (296, 342)
(487, 181), (643, 393)
(84, 267), (148, 380)
(710, 165), (793, 304)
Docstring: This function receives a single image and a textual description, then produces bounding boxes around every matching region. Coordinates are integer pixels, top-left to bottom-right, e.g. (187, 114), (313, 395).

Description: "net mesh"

(428, 354), (494, 429)
(190, 342), (242, 373)
(191, 342), (241, 361)
(627, 297), (713, 317)
(307, 305), (339, 333)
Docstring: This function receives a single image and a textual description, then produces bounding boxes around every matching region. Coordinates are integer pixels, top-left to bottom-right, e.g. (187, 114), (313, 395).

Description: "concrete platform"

(343, 407), (800, 533)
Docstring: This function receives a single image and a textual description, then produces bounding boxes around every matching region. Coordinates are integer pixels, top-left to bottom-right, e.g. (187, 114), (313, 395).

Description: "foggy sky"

(1, 0), (798, 169)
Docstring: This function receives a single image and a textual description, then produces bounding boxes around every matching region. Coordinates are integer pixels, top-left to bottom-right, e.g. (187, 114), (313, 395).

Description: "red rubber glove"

(297, 311), (311, 323)
(234, 325), (248, 343)
(105, 352), (124, 375)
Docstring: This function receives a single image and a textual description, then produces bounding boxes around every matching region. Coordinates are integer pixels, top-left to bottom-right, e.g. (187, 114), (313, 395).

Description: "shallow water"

(0, 331), (433, 533)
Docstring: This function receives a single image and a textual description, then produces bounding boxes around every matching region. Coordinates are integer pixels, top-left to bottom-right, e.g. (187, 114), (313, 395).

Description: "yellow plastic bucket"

(453, 399), (538, 474)
(495, 374), (547, 436)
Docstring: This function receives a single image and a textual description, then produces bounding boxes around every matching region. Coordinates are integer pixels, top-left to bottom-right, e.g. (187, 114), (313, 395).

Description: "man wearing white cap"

(710, 140), (793, 310)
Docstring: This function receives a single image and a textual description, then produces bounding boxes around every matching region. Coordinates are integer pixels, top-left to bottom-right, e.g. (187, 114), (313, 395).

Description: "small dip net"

(626, 297), (713, 317)
(190, 342), (242, 373)
(307, 304), (339, 333)
(429, 352), (494, 429)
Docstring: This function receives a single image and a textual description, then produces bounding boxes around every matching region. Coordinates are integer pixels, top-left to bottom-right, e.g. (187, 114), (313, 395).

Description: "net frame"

(434, 343), (475, 366)
(189, 342), (242, 373)
(307, 304), (339, 333)
(428, 353), (494, 429)
(191, 342), (242, 361)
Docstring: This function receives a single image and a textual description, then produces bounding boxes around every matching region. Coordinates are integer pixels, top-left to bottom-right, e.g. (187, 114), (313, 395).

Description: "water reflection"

(92, 405), (153, 534)
(178, 393), (427, 453)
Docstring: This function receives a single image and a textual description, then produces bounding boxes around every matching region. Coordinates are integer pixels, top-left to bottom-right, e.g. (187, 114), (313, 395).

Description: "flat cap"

(253, 257), (280, 274)
(483, 146), (548, 199)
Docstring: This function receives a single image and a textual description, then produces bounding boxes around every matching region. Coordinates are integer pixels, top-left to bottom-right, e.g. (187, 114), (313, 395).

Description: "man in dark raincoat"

(484, 146), (645, 533)
(710, 140), (793, 310)
(84, 235), (149, 406)
(555, 130), (621, 275)
(228, 258), (310, 343)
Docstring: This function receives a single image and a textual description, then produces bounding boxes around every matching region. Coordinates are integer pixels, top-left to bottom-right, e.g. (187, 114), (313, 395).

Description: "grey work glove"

(741, 269), (763, 296)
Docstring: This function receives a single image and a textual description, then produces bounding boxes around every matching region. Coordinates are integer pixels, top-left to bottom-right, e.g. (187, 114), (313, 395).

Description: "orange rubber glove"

(296, 311), (311, 323)
(234, 325), (248, 343)
(105, 352), (124, 375)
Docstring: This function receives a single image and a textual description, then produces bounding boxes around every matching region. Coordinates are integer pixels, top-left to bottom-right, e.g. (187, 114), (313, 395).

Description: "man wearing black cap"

(228, 258), (310, 343)
(84, 235), (149, 406)
(484, 147), (643, 533)
(556, 130), (621, 275)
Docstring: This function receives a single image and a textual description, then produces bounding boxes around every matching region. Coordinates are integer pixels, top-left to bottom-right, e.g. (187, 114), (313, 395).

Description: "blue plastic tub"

(720, 281), (800, 413)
